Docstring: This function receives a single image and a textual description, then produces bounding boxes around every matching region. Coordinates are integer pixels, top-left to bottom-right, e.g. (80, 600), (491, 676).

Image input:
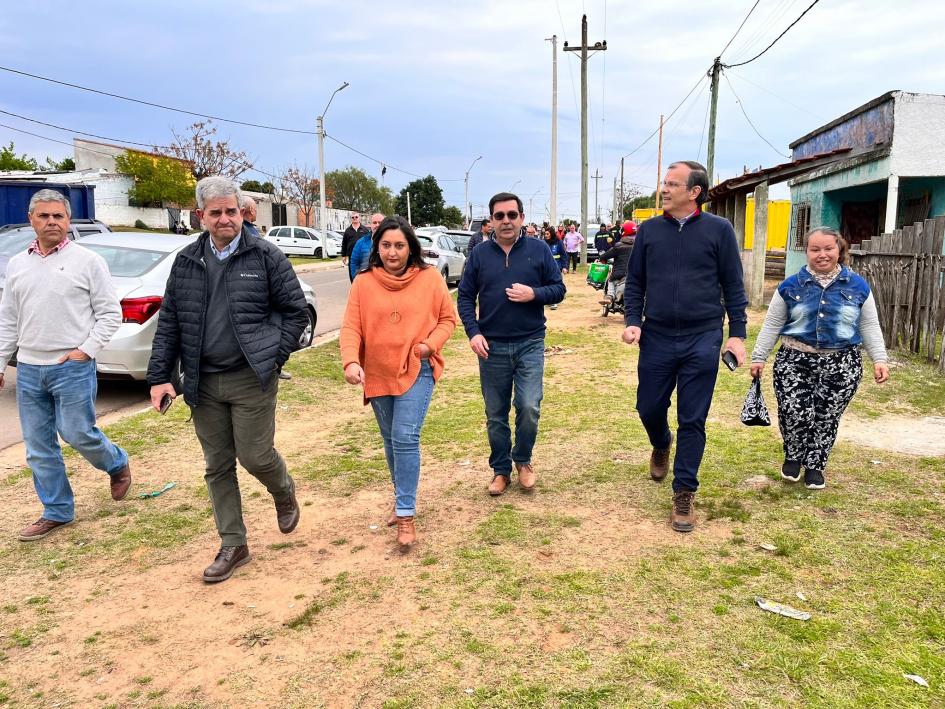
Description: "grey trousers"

(191, 367), (292, 546)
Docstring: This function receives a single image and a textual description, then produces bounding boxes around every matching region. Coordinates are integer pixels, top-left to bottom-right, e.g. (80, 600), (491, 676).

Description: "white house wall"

(891, 93), (945, 176)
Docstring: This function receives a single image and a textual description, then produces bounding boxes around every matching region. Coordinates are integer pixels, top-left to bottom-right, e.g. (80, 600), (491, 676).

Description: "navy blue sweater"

(457, 236), (566, 342)
(624, 210), (748, 338)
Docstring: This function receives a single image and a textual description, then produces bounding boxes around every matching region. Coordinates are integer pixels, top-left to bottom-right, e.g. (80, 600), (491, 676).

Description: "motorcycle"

(586, 262), (624, 317)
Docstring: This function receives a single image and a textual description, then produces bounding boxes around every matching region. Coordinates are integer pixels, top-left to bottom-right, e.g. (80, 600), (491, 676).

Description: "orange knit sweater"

(340, 265), (457, 400)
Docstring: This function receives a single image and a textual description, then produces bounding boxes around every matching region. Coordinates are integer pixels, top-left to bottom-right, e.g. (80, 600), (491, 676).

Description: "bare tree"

(281, 165), (322, 227)
(159, 120), (252, 180)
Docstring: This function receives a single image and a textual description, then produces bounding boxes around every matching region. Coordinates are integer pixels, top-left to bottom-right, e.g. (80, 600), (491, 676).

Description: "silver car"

(416, 232), (466, 284)
(266, 226), (338, 258)
(72, 233), (318, 384)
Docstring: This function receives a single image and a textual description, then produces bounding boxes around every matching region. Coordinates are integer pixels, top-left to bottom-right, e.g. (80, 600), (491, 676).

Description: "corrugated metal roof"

(708, 148), (852, 201)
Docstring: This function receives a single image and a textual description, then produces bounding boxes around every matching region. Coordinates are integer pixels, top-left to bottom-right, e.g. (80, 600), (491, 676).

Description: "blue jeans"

(16, 359), (129, 522)
(635, 328), (722, 493)
(478, 337), (544, 476)
(370, 360), (435, 517)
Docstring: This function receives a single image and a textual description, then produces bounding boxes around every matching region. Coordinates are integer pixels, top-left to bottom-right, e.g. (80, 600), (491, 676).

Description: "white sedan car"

(73, 233), (318, 386)
(417, 232), (466, 284)
(266, 226), (337, 258)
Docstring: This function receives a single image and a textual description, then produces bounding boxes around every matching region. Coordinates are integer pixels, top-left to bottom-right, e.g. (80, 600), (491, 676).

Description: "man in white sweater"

(0, 190), (131, 541)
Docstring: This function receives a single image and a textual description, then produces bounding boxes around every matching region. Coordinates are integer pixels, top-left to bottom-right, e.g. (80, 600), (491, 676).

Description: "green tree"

(623, 191), (656, 220)
(45, 156), (75, 171)
(0, 142), (38, 171)
(395, 175), (444, 226)
(442, 205), (464, 228)
(325, 166), (394, 215)
(240, 179), (264, 192)
(114, 150), (195, 207)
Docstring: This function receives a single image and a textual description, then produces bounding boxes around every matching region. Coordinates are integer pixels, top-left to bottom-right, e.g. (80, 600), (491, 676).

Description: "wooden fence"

(849, 216), (945, 372)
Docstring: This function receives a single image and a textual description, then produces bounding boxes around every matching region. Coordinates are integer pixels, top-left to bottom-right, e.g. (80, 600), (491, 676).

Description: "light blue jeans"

(16, 359), (129, 522)
(369, 360), (435, 517)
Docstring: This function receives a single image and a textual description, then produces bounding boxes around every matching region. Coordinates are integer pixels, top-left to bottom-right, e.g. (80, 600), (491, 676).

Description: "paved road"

(0, 266), (350, 451)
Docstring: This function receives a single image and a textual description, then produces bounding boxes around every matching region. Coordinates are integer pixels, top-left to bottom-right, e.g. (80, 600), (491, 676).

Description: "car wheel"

(441, 267), (449, 281)
(314, 247), (323, 259)
(170, 358), (185, 395)
(298, 307), (316, 348)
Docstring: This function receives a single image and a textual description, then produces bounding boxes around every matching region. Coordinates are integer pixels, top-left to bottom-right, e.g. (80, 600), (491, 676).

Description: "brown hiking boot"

(670, 491), (697, 533)
(274, 478), (300, 534)
(488, 475), (510, 497)
(387, 505), (397, 527)
(110, 463), (132, 501)
(18, 517), (74, 542)
(515, 462), (537, 490)
(396, 516), (417, 551)
(202, 545), (251, 583)
(650, 433), (673, 482)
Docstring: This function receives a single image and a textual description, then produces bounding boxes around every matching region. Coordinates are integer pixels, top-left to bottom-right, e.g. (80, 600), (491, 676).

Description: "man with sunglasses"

(457, 193), (566, 496)
(342, 212), (370, 279)
(622, 161), (748, 533)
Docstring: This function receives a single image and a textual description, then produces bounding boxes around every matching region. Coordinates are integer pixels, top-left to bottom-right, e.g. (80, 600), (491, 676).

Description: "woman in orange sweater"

(340, 216), (456, 551)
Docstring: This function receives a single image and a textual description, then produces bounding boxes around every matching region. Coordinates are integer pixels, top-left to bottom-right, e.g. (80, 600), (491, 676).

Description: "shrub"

(134, 219), (148, 229)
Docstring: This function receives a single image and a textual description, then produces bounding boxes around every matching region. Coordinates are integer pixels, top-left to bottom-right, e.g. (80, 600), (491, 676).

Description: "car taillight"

(121, 296), (163, 324)
(423, 250), (439, 258)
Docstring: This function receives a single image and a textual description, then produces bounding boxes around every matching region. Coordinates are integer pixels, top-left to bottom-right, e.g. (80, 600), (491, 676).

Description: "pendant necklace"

(389, 292), (401, 323)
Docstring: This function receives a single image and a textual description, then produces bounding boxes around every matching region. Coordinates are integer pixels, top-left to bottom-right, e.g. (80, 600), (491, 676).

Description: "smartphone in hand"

(159, 393), (174, 415)
(721, 350), (738, 371)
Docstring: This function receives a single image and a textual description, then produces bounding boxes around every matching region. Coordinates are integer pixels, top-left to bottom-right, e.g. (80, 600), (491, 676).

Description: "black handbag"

(741, 377), (771, 427)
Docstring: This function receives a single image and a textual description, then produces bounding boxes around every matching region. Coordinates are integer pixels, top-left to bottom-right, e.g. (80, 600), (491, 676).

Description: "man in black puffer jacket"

(147, 176), (307, 584)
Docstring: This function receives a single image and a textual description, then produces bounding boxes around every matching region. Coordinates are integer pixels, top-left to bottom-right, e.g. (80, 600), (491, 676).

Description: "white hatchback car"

(266, 226), (338, 258)
(416, 232), (466, 284)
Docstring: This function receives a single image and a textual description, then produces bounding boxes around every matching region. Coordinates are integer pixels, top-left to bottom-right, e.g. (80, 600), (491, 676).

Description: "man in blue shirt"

(457, 192), (566, 496)
(349, 212), (384, 281)
(622, 161), (748, 533)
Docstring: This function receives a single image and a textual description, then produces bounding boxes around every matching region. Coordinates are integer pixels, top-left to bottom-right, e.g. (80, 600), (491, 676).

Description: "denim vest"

(777, 266), (870, 350)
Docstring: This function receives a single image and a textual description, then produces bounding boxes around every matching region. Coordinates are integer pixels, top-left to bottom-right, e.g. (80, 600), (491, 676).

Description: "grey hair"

(240, 194), (257, 208)
(195, 176), (242, 210)
(28, 189), (71, 218)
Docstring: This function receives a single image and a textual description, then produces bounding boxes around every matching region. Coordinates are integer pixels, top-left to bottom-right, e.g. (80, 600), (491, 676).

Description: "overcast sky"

(2, 0), (943, 220)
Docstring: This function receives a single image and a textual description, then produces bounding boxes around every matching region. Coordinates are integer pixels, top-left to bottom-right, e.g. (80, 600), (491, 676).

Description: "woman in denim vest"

(750, 227), (890, 490)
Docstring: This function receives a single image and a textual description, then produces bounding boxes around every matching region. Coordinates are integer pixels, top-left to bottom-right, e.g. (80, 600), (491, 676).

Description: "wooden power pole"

(706, 57), (721, 187)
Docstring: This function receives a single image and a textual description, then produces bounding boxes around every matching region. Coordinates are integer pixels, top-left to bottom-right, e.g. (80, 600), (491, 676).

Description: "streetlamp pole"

(317, 81), (348, 258)
(464, 155), (481, 228)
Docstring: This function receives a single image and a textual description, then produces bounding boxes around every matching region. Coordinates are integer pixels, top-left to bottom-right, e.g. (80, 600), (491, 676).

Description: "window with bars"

(791, 203), (811, 248)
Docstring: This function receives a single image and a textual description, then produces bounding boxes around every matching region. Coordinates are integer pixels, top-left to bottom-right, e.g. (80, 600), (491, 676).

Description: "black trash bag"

(741, 376), (771, 427)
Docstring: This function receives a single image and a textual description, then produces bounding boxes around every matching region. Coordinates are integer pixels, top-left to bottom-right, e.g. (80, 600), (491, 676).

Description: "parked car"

(445, 229), (475, 256)
(0, 219), (112, 239)
(0, 221), (113, 291)
(265, 226), (338, 258)
(417, 232), (466, 284)
(36, 233), (318, 385)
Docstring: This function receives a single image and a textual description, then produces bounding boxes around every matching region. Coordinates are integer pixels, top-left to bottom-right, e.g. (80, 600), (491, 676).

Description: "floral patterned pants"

(772, 346), (862, 472)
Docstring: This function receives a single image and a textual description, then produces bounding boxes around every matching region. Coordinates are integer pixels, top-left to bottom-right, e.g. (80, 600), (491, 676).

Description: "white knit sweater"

(0, 243), (121, 371)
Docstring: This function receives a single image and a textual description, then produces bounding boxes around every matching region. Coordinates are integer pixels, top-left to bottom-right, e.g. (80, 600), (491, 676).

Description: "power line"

(620, 74), (707, 159)
(722, 71), (790, 158)
(725, 69), (826, 121)
(0, 64), (318, 135)
(724, 0), (821, 68)
(719, 0), (761, 57)
(324, 135), (462, 182)
(727, 0), (796, 63)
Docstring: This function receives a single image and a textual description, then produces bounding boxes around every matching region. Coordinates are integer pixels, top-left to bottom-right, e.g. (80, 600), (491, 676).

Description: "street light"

(464, 155), (482, 228)
(317, 81), (349, 259)
(529, 188), (541, 221)
(510, 179), (521, 192)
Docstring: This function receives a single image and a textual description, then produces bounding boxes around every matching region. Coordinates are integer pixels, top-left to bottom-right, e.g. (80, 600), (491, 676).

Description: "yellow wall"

(633, 199), (790, 250)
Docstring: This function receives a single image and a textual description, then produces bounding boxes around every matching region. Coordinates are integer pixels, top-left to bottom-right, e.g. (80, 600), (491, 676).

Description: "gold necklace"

(390, 294), (401, 324)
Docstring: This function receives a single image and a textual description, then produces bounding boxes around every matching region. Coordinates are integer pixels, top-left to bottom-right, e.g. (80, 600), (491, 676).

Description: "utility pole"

(406, 192), (412, 225)
(591, 169), (603, 223)
(564, 15), (606, 265)
(316, 81), (348, 258)
(706, 57), (721, 188)
(612, 177), (617, 224)
(545, 35), (558, 228)
(619, 157), (624, 220)
(655, 114), (664, 213)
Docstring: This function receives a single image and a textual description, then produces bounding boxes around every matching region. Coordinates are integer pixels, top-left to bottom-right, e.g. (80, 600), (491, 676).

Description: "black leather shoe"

(275, 478), (300, 534)
(202, 545), (251, 583)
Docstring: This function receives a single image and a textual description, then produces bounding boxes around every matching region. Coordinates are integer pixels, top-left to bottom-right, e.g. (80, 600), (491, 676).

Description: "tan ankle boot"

(387, 505), (397, 527)
(396, 516), (416, 551)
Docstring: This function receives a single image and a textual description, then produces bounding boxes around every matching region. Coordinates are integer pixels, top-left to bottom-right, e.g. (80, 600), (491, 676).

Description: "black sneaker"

(781, 460), (802, 483)
(804, 469), (825, 490)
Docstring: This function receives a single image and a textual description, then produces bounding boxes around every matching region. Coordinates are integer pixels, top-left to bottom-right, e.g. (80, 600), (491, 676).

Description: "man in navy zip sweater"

(458, 192), (566, 496)
(623, 161), (748, 532)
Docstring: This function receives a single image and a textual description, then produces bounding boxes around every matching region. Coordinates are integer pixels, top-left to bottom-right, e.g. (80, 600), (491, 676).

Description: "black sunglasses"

(492, 210), (520, 221)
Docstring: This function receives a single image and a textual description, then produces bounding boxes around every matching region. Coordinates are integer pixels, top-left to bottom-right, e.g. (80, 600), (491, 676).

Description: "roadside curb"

(293, 260), (345, 275)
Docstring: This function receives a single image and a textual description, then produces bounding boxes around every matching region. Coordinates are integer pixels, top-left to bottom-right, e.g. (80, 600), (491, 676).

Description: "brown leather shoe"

(110, 464), (132, 501)
(670, 491), (696, 533)
(650, 434), (673, 482)
(396, 516), (417, 551)
(274, 478), (300, 534)
(488, 474), (510, 496)
(203, 545), (251, 583)
(18, 517), (74, 542)
(515, 462), (537, 490)
(387, 505), (397, 527)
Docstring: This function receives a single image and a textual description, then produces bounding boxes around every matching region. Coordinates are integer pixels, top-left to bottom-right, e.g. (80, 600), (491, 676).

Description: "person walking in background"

(349, 213), (384, 281)
(751, 227), (889, 490)
(240, 196), (260, 238)
(148, 176), (308, 583)
(563, 224), (583, 273)
(467, 218), (492, 252)
(622, 160), (748, 533)
(594, 222), (613, 256)
(341, 212), (370, 279)
(541, 225), (567, 310)
(0, 189), (131, 541)
(597, 221), (636, 306)
(341, 216), (456, 551)
(458, 192), (566, 496)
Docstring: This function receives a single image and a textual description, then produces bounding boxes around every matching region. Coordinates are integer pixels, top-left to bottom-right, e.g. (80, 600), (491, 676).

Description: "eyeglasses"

(661, 180), (687, 189)
(491, 210), (520, 221)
